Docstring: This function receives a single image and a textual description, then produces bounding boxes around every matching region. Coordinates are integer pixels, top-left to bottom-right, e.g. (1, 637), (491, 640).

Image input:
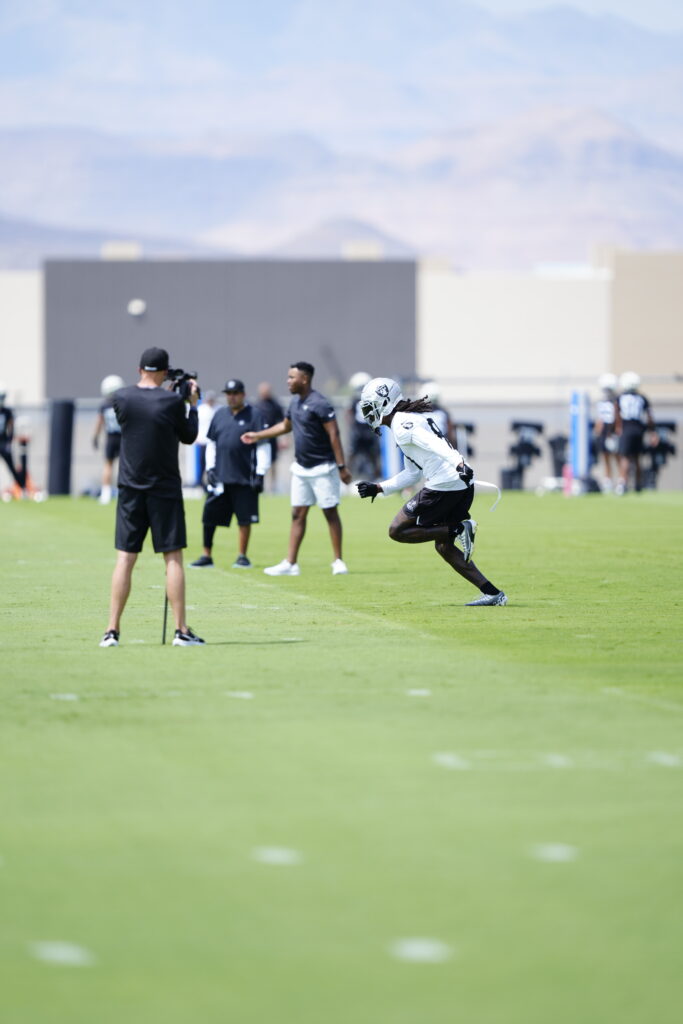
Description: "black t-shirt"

(208, 403), (268, 486)
(0, 404), (13, 445)
(114, 385), (198, 497)
(286, 389), (336, 468)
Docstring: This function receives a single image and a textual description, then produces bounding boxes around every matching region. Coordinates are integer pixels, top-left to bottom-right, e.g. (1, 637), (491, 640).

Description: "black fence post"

(48, 399), (75, 495)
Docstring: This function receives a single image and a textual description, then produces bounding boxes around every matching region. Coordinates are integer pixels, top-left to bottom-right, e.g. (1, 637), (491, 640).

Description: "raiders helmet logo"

(376, 384), (389, 398)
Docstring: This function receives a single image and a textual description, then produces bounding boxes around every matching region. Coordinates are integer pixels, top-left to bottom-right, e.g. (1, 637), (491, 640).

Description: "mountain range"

(0, 2), (681, 269)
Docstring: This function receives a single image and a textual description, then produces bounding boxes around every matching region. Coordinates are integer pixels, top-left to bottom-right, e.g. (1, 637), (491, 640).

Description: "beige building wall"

(416, 261), (612, 404)
(0, 271), (43, 404)
(604, 250), (683, 398)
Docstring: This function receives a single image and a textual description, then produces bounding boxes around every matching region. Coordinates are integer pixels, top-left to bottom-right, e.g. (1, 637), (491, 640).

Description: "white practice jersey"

(380, 411), (465, 495)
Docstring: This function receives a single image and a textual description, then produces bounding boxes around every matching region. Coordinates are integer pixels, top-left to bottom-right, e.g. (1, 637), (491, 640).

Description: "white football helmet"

(424, 380), (440, 404)
(598, 373), (618, 393)
(619, 371), (641, 393)
(359, 377), (403, 433)
(349, 371), (372, 393)
(100, 374), (125, 397)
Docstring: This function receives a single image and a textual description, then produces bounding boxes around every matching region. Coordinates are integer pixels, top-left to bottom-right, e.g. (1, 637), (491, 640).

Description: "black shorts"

(402, 485), (473, 527)
(105, 433), (121, 461)
(202, 485), (259, 528)
(619, 424), (645, 457)
(595, 425), (617, 454)
(115, 487), (187, 553)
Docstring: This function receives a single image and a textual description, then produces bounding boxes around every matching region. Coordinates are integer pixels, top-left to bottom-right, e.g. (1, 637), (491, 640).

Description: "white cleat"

(466, 591), (508, 606)
(458, 519), (477, 562)
(331, 559), (348, 575)
(264, 559), (300, 576)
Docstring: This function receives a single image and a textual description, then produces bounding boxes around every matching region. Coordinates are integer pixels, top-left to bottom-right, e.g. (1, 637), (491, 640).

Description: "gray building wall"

(44, 259), (416, 399)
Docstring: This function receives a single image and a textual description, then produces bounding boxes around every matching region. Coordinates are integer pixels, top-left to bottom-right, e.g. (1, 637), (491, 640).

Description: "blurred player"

(355, 377), (507, 606)
(347, 371), (381, 479)
(0, 382), (24, 495)
(92, 374), (124, 504)
(615, 371), (655, 494)
(593, 373), (619, 490)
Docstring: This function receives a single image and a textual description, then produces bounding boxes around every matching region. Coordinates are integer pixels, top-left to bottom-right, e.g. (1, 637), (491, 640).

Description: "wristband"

(337, 463), (346, 470)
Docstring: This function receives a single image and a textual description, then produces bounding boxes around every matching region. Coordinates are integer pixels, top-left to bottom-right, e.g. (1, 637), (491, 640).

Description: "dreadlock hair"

(394, 396), (433, 415)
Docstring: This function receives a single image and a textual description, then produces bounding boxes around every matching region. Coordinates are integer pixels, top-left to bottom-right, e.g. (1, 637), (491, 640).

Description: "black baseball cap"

(140, 347), (169, 372)
(223, 379), (245, 393)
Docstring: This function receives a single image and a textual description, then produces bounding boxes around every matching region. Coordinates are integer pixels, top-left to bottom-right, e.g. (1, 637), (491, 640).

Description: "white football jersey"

(380, 411), (465, 495)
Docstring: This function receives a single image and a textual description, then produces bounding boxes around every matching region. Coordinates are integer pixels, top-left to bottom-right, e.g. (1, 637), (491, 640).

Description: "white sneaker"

(331, 559), (348, 575)
(264, 559), (300, 576)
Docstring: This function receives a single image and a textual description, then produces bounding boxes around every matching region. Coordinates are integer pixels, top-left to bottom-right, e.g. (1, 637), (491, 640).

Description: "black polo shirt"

(208, 403), (269, 486)
(286, 389), (336, 468)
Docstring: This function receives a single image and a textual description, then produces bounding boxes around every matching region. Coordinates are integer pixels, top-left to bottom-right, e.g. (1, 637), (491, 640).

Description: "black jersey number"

(427, 417), (454, 450)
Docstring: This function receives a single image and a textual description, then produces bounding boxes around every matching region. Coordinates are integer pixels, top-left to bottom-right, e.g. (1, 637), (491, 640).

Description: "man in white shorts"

(241, 361), (352, 575)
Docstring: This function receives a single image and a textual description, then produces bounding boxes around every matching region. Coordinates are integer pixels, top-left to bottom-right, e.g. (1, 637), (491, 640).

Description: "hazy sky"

(479, 1), (683, 31)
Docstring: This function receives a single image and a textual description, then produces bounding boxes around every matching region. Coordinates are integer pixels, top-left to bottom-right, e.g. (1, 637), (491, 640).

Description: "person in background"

(256, 382), (285, 493)
(194, 390), (217, 488)
(92, 374), (124, 504)
(190, 379), (271, 570)
(347, 371), (381, 479)
(241, 361), (352, 576)
(615, 371), (656, 495)
(593, 373), (619, 491)
(0, 381), (24, 493)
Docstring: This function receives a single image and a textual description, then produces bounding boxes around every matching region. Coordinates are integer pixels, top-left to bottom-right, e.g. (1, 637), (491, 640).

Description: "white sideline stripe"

(225, 691), (254, 700)
(646, 751), (682, 768)
(432, 752), (471, 771)
(603, 687), (683, 714)
(531, 843), (579, 863)
(28, 941), (96, 967)
(252, 846), (302, 866)
(50, 693), (79, 702)
(389, 938), (454, 963)
(407, 688), (431, 697)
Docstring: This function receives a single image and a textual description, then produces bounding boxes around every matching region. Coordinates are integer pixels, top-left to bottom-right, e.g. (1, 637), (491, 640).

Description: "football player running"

(356, 378), (507, 606)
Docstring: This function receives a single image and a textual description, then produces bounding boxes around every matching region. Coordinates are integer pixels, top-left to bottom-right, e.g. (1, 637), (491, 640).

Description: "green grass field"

(2, 489), (682, 1024)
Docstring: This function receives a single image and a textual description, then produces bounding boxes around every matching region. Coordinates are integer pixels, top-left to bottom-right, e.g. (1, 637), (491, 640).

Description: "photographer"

(100, 347), (205, 647)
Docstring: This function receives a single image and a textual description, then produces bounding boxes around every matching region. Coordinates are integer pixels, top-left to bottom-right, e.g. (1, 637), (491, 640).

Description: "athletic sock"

(203, 524), (216, 549)
(481, 581), (500, 596)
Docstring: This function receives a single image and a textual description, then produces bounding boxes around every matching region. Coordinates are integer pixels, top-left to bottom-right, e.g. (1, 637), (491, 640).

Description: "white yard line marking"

(28, 941), (96, 966)
(539, 753), (573, 768)
(50, 693), (79, 702)
(407, 688), (431, 697)
(432, 752), (471, 771)
(225, 691), (254, 700)
(530, 843), (579, 863)
(389, 938), (454, 963)
(251, 846), (302, 866)
(603, 687), (683, 714)
(646, 751), (682, 768)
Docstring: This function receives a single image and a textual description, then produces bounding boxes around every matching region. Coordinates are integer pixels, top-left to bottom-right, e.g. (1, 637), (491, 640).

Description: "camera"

(166, 368), (201, 401)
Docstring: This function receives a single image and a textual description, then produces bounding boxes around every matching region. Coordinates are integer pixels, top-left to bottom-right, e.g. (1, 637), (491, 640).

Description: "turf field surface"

(1, 490), (682, 1024)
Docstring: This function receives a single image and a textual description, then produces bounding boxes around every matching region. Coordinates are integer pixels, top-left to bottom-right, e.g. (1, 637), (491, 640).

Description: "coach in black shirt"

(189, 378), (271, 569)
(99, 347), (204, 648)
(241, 361), (352, 576)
